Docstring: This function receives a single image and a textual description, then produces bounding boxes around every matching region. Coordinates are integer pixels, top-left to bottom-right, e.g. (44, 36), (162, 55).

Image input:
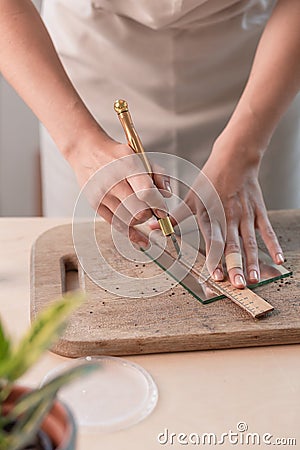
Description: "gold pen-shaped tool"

(114, 99), (181, 258)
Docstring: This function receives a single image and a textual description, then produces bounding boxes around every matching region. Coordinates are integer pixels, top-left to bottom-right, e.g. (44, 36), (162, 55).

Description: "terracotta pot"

(4, 385), (77, 450)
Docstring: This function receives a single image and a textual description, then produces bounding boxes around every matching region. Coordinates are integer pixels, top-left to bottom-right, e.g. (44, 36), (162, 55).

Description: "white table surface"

(0, 218), (299, 450)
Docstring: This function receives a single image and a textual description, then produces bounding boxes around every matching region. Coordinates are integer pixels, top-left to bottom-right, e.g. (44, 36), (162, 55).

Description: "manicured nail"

(249, 270), (259, 282)
(212, 268), (224, 281)
(154, 209), (167, 219)
(164, 180), (172, 193)
(234, 274), (246, 287)
(276, 252), (284, 264)
(148, 218), (157, 227)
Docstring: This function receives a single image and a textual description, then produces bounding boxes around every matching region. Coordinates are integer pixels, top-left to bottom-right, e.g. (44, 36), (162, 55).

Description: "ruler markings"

(144, 230), (274, 319)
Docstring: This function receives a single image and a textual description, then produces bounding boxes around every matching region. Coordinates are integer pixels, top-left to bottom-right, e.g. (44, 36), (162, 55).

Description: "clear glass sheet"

(145, 248), (292, 304)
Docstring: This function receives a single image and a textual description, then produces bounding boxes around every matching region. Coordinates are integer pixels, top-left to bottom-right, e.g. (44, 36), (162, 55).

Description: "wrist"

(212, 107), (272, 167)
(56, 106), (112, 166)
(65, 126), (114, 170)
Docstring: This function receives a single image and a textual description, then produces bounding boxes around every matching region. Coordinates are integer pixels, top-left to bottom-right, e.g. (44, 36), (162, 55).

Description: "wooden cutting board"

(30, 210), (300, 357)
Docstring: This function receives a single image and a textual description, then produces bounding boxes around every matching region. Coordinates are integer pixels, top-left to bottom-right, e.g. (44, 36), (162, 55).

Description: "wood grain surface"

(30, 210), (300, 357)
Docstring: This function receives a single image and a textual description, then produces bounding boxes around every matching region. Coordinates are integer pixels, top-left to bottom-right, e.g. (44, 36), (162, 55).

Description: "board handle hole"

(61, 255), (80, 293)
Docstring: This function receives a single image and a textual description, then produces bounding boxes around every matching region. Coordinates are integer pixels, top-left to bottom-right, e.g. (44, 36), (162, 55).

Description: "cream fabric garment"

(40, 0), (300, 216)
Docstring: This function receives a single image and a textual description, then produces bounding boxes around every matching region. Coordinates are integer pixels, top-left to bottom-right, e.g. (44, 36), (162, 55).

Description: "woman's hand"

(150, 129), (284, 289)
(0, 0), (171, 248)
(67, 131), (171, 248)
(200, 133), (284, 288)
(148, 0), (299, 290)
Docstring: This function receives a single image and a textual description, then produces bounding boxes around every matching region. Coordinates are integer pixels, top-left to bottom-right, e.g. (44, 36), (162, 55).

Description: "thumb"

(148, 199), (192, 230)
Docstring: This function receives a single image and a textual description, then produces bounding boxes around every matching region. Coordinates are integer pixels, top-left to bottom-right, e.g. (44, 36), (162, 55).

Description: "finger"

(152, 163), (172, 198)
(240, 217), (260, 284)
(97, 204), (149, 248)
(149, 187), (202, 231)
(122, 154), (168, 217)
(212, 265), (224, 282)
(127, 173), (168, 218)
(102, 195), (132, 226)
(154, 173), (172, 198)
(108, 181), (153, 225)
(148, 217), (162, 230)
(256, 210), (284, 265)
(148, 196), (194, 233)
(197, 209), (224, 281)
(225, 225), (246, 289)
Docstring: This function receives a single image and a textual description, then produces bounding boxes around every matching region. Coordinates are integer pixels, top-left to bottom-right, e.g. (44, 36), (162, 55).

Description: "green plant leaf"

(10, 362), (97, 420)
(3, 363), (97, 450)
(0, 320), (11, 364)
(2, 394), (56, 450)
(0, 293), (84, 382)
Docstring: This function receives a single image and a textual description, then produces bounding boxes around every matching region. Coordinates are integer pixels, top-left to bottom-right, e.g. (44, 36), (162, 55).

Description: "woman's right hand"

(0, 1), (168, 246)
(67, 131), (171, 248)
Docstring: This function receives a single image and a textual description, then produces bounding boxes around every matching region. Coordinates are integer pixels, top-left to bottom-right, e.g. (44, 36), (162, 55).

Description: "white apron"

(40, 0), (300, 216)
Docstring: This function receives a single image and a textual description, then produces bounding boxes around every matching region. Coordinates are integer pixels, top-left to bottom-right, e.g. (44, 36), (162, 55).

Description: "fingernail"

(154, 209), (167, 219)
(212, 268), (224, 281)
(249, 270), (259, 282)
(234, 274), (246, 287)
(164, 180), (172, 193)
(276, 252), (284, 264)
(148, 218), (157, 227)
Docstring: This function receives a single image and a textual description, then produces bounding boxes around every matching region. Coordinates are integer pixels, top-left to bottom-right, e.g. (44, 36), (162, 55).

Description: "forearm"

(0, 0), (107, 157)
(220, 0), (300, 157)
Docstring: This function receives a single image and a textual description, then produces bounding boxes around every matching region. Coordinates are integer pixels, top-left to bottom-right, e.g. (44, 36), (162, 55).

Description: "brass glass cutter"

(114, 99), (181, 257)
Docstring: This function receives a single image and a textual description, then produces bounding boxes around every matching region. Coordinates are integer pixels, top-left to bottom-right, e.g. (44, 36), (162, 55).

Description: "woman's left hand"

(150, 130), (284, 289)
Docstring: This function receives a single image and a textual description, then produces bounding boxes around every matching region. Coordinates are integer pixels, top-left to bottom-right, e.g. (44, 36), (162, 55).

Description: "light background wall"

(0, 1), (299, 216)
(0, 0), (42, 216)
